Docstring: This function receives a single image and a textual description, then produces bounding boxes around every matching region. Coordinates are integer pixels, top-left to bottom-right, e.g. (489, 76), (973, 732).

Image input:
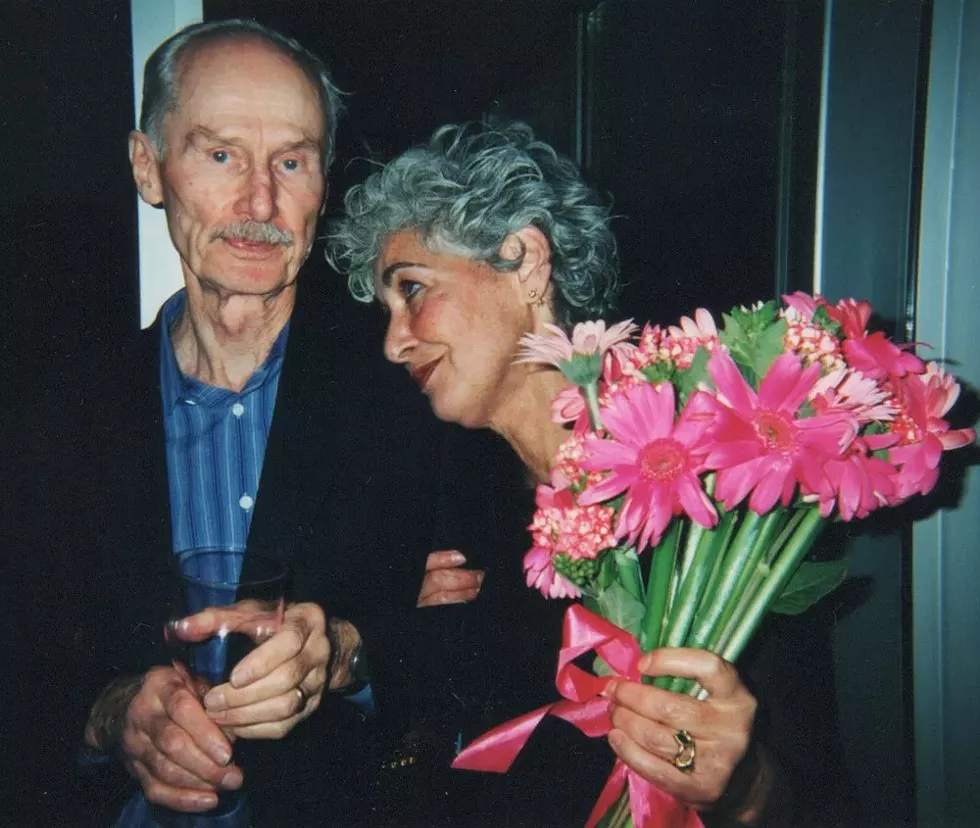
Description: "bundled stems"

(721, 507), (825, 662)
(705, 510), (784, 653)
(653, 512), (734, 689)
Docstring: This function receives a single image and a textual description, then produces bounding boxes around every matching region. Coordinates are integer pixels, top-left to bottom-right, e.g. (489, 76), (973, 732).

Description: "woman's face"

(375, 230), (535, 429)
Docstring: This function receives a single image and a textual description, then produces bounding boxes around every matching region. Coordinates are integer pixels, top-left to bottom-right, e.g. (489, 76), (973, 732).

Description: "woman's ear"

(501, 225), (553, 308)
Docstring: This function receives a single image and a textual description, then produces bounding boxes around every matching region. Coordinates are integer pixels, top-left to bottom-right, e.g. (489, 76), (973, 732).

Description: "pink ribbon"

(452, 605), (703, 828)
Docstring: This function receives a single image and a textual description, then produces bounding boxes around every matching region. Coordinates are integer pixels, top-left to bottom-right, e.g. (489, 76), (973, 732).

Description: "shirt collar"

(159, 289), (290, 412)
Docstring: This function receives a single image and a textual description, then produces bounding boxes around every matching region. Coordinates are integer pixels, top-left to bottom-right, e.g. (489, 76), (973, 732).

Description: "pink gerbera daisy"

(828, 299), (924, 380)
(517, 320), (638, 377)
(703, 350), (859, 514)
(805, 436), (899, 521)
(888, 363), (976, 498)
(577, 382), (718, 551)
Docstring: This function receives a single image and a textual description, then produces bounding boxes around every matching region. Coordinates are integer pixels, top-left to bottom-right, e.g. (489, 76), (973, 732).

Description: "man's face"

(134, 38), (327, 297)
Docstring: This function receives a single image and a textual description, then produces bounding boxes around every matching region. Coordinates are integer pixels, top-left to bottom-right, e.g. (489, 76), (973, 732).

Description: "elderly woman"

(328, 123), (846, 826)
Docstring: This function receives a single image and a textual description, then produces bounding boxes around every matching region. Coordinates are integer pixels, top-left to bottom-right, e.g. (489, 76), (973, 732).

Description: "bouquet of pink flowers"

(453, 293), (974, 828)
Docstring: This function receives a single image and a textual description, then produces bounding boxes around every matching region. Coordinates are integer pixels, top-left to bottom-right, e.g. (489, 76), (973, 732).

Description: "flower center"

(753, 411), (795, 453)
(638, 438), (687, 482)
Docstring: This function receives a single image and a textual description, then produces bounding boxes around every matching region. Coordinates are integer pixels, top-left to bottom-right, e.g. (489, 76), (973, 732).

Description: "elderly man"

(68, 19), (465, 827)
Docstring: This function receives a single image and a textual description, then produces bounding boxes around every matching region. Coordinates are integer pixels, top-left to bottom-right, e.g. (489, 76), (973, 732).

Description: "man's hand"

(190, 602), (330, 739)
(86, 668), (241, 813)
(605, 648), (763, 817)
(417, 550), (484, 607)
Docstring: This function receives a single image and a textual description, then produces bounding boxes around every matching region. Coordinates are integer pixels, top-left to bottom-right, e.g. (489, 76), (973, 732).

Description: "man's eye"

(281, 158), (301, 172)
(211, 150), (230, 164)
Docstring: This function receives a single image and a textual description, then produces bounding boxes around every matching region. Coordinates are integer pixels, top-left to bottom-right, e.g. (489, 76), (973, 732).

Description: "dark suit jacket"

(14, 271), (448, 827)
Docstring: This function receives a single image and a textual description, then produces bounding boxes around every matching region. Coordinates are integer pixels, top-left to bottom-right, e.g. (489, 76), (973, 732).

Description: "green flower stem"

(665, 511), (738, 694)
(685, 510), (764, 652)
(654, 512), (733, 690)
(713, 507), (807, 653)
(704, 509), (784, 653)
(639, 521), (682, 651)
(678, 475), (715, 583)
(595, 786), (631, 828)
(721, 507), (826, 663)
(582, 382), (603, 432)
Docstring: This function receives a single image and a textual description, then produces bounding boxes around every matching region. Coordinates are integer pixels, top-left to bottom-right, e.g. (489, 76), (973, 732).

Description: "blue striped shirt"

(160, 290), (288, 563)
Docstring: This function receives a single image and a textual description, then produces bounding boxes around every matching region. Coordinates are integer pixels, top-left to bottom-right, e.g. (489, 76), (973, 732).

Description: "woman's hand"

(606, 648), (773, 820)
(417, 550), (484, 607)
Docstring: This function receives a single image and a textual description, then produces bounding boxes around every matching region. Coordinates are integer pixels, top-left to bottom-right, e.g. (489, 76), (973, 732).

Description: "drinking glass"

(158, 549), (288, 828)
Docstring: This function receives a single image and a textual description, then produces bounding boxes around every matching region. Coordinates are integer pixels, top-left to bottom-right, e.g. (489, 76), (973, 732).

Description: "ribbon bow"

(452, 604), (703, 828)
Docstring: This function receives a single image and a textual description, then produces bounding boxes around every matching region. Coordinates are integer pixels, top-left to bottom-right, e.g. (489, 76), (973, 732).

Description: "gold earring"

(528, 288), (538, 300)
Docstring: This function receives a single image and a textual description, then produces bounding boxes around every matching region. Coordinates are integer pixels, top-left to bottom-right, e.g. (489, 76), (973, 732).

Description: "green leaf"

(675, 346), (711, 403)
(595, 581), (646, 637)
(641, 361), (675, 385)
(770, 560), (849, 615)
(598, 550), (618, 590)
(613, 546), (644, 603)
(751, 317), (789, 381)
(812, 304), (843, 336)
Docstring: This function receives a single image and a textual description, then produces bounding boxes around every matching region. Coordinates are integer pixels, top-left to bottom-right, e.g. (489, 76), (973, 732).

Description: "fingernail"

(213, 746), (231, 766)
(194, 794), (218, 810)
(601, 680), (618, 698)
(476, 572), (485, 584)
(608, 730), (623, 751)
(449, 551), (466, 565)
(230, 667), (249, 687)
(204, 690), (226, 711)
(220, 769), (243, 790)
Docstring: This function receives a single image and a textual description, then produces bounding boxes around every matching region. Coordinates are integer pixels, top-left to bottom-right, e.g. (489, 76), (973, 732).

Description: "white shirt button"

(239, 494), (254, 510)
(232, 402), (245, 417)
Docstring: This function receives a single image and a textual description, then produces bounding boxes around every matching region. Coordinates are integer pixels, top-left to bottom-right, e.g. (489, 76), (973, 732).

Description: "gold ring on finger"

(671, 729), (696, 774)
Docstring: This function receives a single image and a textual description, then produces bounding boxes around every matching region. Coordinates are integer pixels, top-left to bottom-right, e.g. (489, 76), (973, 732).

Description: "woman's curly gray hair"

(325, 122), (619, 329)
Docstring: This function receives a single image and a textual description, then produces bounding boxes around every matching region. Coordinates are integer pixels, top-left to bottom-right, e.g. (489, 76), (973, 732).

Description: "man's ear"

(128, 130), (164, 207)
(500, 225), (553, 306)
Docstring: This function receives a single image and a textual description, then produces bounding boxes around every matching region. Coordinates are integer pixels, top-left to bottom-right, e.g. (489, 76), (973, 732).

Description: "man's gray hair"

(325, 122), (620, 329)
(140, 19), (343, 170)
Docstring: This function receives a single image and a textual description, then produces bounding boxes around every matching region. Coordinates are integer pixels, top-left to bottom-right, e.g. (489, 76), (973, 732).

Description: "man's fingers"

(129, 758), (221, 813)
(172, 601), (283, 646)
(205, 658), (306, 713)
(226, 602), (325, 688)
(425, 549), (467, 571)
(164, 682), (235, 767)
(207, 686), (309, 728)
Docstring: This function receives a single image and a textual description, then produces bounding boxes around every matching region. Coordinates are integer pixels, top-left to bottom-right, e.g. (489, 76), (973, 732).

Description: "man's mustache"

(214, 221), (294, 246)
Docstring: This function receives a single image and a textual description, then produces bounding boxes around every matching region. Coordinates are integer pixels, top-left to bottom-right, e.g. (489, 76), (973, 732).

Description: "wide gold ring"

(672, 729), (696, 774)
(296, 685), (310, 708)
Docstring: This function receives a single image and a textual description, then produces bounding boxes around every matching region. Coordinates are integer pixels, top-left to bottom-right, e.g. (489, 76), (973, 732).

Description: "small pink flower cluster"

(522, 292), (975, 598)
(524, 474), (617, 599)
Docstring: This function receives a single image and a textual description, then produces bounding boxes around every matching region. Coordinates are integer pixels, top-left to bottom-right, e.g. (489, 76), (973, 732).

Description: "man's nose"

(237, 167), (276, 221)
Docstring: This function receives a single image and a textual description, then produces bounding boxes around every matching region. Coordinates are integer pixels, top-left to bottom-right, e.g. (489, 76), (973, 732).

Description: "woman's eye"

(211, 150), (230, 164)
(399, 280), (422, 301)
